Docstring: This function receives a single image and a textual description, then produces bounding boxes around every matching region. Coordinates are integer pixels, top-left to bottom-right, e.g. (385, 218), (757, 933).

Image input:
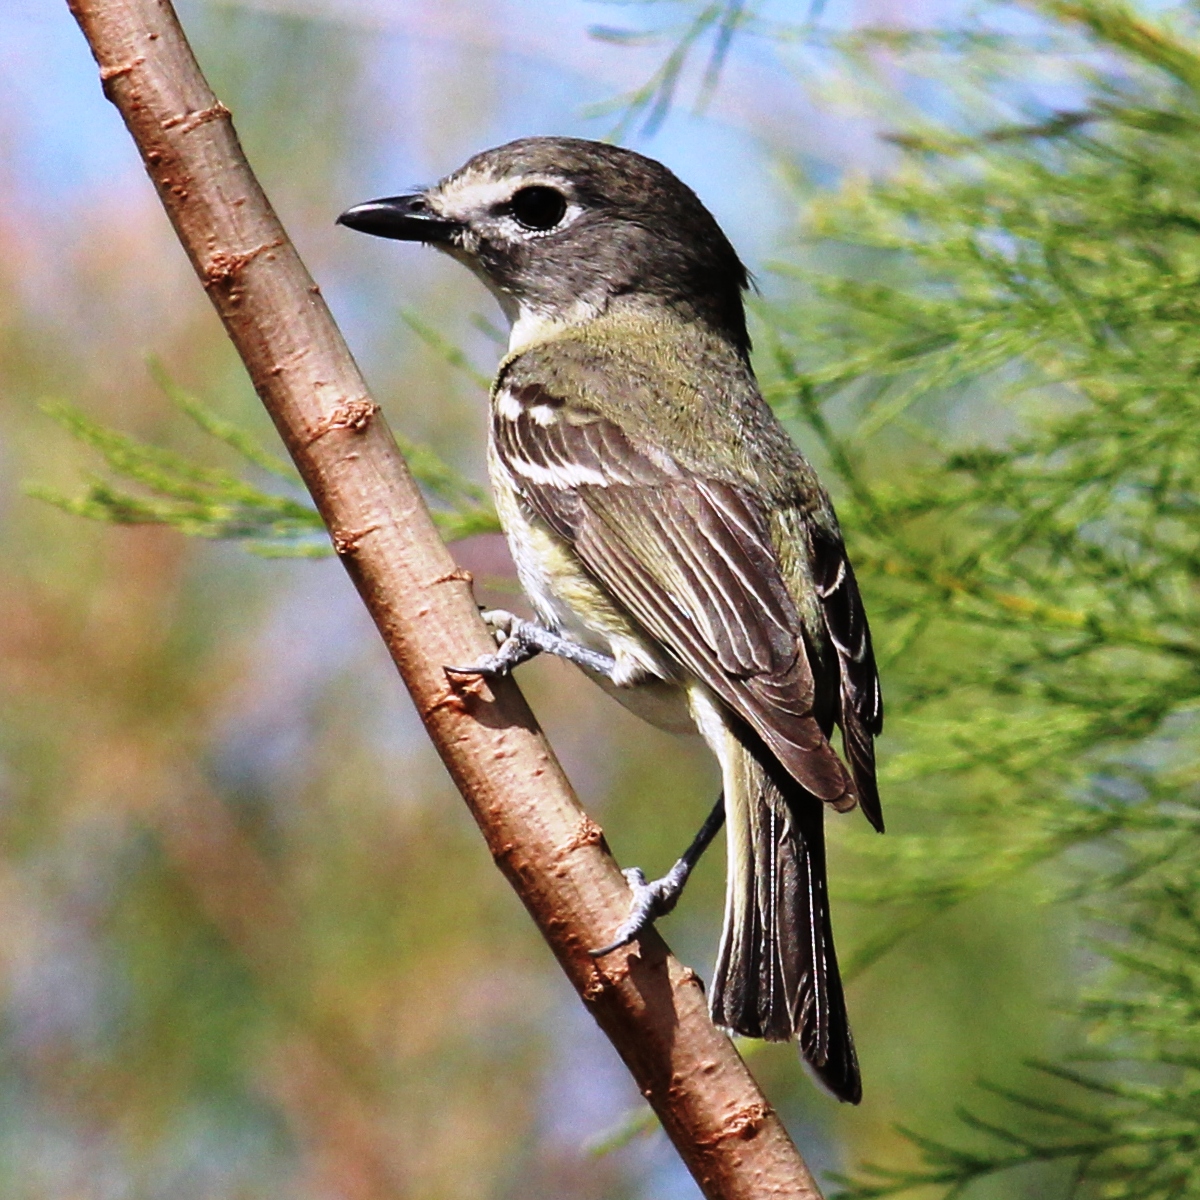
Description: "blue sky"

(0, 0), (895, 274)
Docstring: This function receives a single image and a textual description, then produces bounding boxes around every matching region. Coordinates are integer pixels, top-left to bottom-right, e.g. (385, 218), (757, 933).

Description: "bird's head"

(338, 136), (750, 356)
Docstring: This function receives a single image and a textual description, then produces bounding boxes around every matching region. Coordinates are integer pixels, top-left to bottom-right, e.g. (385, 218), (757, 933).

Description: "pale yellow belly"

(489, 447), (695, 735)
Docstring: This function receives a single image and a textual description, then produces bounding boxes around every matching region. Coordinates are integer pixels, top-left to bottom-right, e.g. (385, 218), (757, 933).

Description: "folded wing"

(492, 381), (878, 811)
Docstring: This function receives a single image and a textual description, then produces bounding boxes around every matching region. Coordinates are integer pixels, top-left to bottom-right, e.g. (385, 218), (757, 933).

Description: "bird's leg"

(591, 793), (727, 958)
(445, 609), (619, 680)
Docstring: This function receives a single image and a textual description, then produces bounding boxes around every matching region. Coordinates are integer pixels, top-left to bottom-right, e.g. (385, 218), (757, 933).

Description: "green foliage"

(32, 362), (499, 554)
(586, 0), (754, 136)
(737, 0), (1200, 1193)
(829, 864), (1200, 1197)
(398, 307), (494, 393)
(835, 901), (1200, 1195)
(582, 0), (1200, 1189)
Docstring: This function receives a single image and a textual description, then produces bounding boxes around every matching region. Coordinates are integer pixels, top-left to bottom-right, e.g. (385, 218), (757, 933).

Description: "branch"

(63, 1), (826, 1195)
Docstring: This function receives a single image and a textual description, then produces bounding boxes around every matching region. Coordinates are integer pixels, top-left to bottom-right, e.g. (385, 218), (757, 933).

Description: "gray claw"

(590, 864), (687, 957)
(444, 655), (508, 679)
(445, 610), (534, 679)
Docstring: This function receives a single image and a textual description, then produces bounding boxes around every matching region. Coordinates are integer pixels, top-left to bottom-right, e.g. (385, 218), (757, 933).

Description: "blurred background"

(4, 1), (1186, 1197)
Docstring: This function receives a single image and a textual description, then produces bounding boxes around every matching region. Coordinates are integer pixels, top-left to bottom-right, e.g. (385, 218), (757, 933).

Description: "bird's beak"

(336, 194), (461, 244)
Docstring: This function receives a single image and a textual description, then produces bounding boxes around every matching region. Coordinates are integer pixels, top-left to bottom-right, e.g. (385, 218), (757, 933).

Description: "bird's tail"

(709, 725), (861, 1104)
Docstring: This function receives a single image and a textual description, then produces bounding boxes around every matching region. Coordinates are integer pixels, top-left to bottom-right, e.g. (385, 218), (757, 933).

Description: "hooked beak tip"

(336, 195), (460, 244)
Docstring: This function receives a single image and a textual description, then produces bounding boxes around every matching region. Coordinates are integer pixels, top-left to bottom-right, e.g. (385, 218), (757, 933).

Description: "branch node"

(100, 55), (144, 82)
(700, 1102), (773, 1147)
(162, 101), (230, 133)
(202, 239), (285, 293)
(331, 523), (381, 556)
(430, 567), (473, 586)
(421, 685), (473, 719)
(442, 668), (491, 700)
(303, 400), (380, 446)
(585, 943), (638, 997)
(582, 970), (610, 1003)
(561, 812), (605, 856)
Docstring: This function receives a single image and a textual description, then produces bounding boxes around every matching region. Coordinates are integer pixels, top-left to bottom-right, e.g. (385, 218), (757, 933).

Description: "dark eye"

(508, 186), (568, 232)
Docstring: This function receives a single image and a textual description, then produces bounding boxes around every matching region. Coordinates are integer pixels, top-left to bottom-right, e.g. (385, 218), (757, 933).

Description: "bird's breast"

(487, 442), (695, 734)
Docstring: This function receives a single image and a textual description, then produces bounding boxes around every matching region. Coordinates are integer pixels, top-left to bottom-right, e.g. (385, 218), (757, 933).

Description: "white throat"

(507, 299), (602, 355)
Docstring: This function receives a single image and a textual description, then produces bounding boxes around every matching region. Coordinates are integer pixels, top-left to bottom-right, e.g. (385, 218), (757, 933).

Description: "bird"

(338, 137), (883, 1104)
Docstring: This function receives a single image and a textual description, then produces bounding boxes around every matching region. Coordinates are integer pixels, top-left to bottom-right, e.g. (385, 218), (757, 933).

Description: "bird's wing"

(492, 378), (859, 807)
(807, 522), (884, 831)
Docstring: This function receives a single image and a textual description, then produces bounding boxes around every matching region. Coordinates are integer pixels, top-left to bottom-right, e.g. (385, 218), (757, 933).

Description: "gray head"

(338, 137), (751, 358)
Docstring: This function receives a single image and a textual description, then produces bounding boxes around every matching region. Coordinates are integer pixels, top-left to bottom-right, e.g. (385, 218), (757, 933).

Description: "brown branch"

(64, 1), (826, 1195)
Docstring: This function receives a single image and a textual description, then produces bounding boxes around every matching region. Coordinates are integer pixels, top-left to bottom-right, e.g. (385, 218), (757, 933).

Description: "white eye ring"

(506, 185), (568, 231)
(499, 201), (584, 241)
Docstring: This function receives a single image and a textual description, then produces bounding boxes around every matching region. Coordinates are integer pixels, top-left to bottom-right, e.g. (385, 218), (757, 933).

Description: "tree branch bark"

(64, 2), (826, 1195)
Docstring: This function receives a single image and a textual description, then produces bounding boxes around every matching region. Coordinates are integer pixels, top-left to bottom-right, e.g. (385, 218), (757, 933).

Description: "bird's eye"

(508, 186), (568, 232)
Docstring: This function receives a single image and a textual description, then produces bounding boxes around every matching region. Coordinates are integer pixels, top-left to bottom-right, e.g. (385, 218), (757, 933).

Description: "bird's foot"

(445, 610), (536, 678)
(589, 794), (726, 958)
(445, 610), (619, 680)
(590, 860), (691, 957)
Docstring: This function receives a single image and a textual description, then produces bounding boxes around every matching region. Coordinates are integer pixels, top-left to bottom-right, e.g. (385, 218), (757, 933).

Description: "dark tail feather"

(710, 733), (861, 1104)
(842, 708), (884, 834)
